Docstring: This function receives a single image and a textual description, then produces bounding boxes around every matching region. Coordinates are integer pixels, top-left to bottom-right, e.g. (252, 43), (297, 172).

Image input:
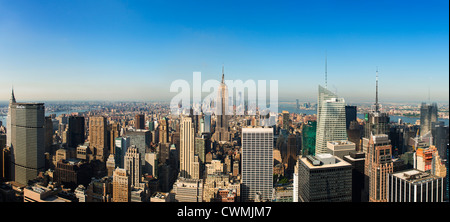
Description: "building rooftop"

(152, 192), (169, 199)
(328, 140), (355, 146)
(302, 155), (351, 169)
(392, 169), (440, 183)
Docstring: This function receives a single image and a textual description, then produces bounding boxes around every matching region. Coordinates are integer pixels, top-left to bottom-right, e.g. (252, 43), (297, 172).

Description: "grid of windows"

(388, 171), (444, 202)
(316, 86), (348, 154)
(241, 128), (273, 202)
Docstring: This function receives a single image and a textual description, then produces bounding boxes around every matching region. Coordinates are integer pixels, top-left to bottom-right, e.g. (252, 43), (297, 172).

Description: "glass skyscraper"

(9, 91), (45, 185)
(315, 85), (348, 155)
(420, 102), (438, 137)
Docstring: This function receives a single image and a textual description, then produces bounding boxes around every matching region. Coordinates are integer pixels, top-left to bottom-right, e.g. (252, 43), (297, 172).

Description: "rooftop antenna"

(221, 64), (224, 83)
(325, 51), (328, 89)
(375, 67), (379, 112)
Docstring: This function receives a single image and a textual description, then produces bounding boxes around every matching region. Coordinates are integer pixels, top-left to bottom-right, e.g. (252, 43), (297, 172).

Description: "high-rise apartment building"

(88, 116), (108, 162)
(241, 127), (273, 202)
(112, 168), (130, 202)
(315, 85), (347, 155)
(9, 91), (46, 186)
(180, 115), (195, 179)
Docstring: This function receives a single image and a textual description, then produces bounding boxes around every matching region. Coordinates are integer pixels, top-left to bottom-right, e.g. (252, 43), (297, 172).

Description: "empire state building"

(213, 66), (230, 143)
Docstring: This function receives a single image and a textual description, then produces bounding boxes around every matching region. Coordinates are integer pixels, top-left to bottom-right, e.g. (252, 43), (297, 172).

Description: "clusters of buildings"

(0, 70), (448, 203)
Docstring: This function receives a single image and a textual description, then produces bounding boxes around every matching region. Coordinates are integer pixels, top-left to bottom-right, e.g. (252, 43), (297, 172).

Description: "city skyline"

(0, 0), (448, 103)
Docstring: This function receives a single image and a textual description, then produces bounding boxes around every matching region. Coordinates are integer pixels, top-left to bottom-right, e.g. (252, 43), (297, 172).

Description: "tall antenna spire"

(375, 67), (379, 112)
(221, 64), (224, 83)
(10, 86), (16, 104)
(325, 51), (328, 89)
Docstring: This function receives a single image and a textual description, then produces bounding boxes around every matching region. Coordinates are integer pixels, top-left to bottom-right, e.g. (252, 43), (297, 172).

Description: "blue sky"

(0, 0), (448, 103)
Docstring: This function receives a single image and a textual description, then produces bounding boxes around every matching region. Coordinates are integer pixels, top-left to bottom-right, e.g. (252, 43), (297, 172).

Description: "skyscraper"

(159, 117), (169, 144)
(9, 91), (46, 185)
(282, 111), (290, 131)
(112, 168), (130, 202)
(213, 67), (230, 142)
(108, 122), (119, 155)
(345, 105), (357, 130)
(180, 115), (195, 179)
(364, 70), (390, 138)
(420, 102), (438, 137)
(315, 85), (347, 155)
(388, 169), (444, 202)
(124, 146), (143, 188)
(68, 116), (85, 149)
(302, 121), (317, 156)
(204, 114), (211, 133)
(89, 116), (108, 162)
(241, 127), (273, 202)
(364, 134), (393, 202)
(44, 116), (53, 154)
(135, 114), (145, 130)
(127, 129), (151, 167)
(297, 154), (352, 202)
(286, 134), (297, 176)
(114, 136), (130, 168)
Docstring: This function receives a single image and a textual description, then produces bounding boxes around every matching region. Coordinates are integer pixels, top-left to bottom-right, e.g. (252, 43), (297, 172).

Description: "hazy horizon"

(1, 1), (448, 102)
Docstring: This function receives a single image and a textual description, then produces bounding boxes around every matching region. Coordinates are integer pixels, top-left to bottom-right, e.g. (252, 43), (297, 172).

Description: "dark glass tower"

(68, 116), (85, 148)
(420, 102), (438, 137)
(345, 105), (357, 130)
(9, 92), (45, 185)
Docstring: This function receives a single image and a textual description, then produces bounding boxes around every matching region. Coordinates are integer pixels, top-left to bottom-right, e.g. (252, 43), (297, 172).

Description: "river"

(278, 104), (449, 126)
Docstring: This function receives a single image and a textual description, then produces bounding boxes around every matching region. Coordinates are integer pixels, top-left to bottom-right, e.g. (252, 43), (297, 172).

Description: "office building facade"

(315, 85), (347, 155)
(420, 102), (438, 137)
(180, 115), (195, 179)
(9, 96), (46, 186)
(364, 134), (393, 202)
(388, 169), (444, 202)
(241, 127), (273, 202)
(297, 154), (352, 202)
